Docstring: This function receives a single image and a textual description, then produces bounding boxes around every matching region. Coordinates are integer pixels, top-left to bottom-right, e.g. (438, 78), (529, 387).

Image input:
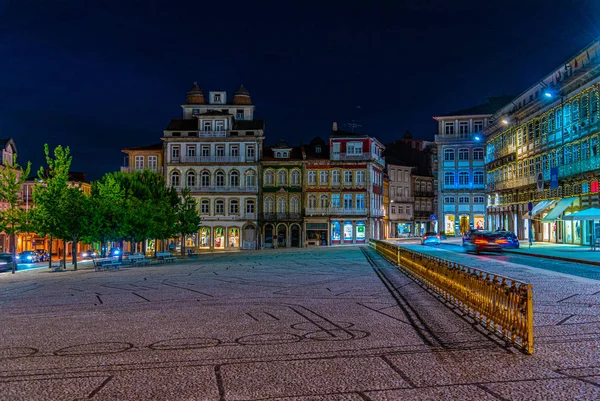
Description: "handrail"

(368, 239), (534, 355)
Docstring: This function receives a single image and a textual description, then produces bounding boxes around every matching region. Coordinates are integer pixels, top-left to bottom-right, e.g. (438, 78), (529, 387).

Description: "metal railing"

(369, 239), (534, 354)
(261, 212), (303, 221)
(121, 167), (163, 174)
(199, 130), (227, 137)
(173, 155), (243, 163)
(175, 185), (258, 192)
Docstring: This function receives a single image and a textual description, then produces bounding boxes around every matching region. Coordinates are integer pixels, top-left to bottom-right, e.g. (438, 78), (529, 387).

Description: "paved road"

(417, 243), (600, 281)
(0, 247), (599, 400)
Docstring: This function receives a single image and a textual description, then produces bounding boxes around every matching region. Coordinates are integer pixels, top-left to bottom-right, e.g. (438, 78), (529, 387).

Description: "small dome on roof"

(186, 82), (205, 104)
(232, 85), (252, 105)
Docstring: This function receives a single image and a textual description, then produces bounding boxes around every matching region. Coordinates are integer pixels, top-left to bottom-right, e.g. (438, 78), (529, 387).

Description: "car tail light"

(495, 239), (508, 244)
(474, 239), (488, 245)
(423, 236), (428, 239)
(436, 235), (440, 239)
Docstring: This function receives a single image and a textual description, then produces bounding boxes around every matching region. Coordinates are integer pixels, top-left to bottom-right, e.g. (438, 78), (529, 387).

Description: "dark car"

(0, 253), (15, 272)
(35, 250), (49, 262)
(81, 249), (98, 259)
(16, 250), (40, 263)
(493, 231), (520, 249)
(463, 231), (503, 254)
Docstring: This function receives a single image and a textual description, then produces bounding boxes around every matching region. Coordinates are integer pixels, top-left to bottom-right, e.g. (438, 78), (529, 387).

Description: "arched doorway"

(264, 224), (274, 248)
(243, 224), (257, 249)
(277, 224), (287, 248)
(290, 224), (300, 247)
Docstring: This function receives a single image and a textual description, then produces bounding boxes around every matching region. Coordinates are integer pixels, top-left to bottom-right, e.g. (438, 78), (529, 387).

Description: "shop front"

(474, 215), (484, 230)
(306, 221), (328, 246)
(444, 214), (456, 236)
(396, 222), (412, 237)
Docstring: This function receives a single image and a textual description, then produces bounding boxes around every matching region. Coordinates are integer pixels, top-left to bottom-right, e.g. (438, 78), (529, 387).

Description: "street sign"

(430, 214), (437, 221)
(528, 202), (533, 212)
(536, 172), (544, 192)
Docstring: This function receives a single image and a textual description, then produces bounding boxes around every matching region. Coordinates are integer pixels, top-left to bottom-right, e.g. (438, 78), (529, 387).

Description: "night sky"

(2, 0), (600, 180)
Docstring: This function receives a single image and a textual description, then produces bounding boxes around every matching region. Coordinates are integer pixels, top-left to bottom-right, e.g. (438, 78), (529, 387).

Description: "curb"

(501, 249), (600, 267)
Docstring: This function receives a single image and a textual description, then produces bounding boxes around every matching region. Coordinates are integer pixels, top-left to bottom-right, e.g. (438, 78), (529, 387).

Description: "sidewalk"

(442, 236), (600, 266)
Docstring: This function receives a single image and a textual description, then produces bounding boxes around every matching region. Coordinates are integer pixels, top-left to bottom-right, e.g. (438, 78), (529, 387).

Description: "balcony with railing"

(392, 196), (414, 203)
(175, 185), (258, 193)
(305, 207), (368, 216)
(414, 210), (434, 219)
(330, 152), (385, 165)
(414, 191), (434, 198)
(172, 155), (243, 163)
(261, 212), (303, 221)
(121, 167), (163, 174)
(198, 130), (227, 138)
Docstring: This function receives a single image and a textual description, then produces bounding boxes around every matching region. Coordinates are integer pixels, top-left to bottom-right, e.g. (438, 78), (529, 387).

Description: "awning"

(563, 207), (600, 221)
(522, 200), (557, 219)
(541, 197), (578, 222)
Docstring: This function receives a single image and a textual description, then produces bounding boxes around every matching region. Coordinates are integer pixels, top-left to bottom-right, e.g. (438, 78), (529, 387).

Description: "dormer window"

(315, 146), (321, 153)
(274, 150), (290, 158)
(214, 94), (221, 102)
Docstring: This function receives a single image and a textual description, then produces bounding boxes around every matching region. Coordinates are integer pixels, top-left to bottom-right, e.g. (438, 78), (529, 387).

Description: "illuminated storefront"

(331, 221), (341, 245)
(214, 227), (225, 249)
(356, 221), (366, 243)
(200, 227), (210, 249)
(343, 221), (353, 242)
(229, 228), (240, 248)
(444, 215), (455, 236)
(474, 215), (484, 230)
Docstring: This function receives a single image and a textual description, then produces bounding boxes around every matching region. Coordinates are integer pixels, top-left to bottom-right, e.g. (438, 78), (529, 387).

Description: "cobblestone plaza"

(1, 247), (599, 400)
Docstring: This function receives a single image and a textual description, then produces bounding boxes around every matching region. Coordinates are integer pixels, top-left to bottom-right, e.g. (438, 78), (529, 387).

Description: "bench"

(128, 254), (151, 266)
(50, 259), (64, 272)
(156, 252), (176, 264)
(93, 258), (121, 271)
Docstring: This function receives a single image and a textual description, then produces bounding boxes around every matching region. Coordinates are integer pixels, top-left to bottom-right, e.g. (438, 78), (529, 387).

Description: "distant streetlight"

(474, 136), (481, 141)
(544, 91), (553, 98)
(502, 119), (509, 125)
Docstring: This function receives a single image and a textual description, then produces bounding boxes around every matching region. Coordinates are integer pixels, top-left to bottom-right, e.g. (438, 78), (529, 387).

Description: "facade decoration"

(484, 39), (600, 245)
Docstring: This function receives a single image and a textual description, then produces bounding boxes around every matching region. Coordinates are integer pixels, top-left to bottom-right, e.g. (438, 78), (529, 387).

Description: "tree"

(0, 156), (32, 273)
(60, 185), (93, 270)
(31, 144), (72, 269)
(88, 175), (126, 257)
(176, 188), (202, 255)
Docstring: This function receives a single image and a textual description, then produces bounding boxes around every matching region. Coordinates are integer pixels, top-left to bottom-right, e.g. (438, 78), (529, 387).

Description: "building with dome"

(163, 84), (264, 251)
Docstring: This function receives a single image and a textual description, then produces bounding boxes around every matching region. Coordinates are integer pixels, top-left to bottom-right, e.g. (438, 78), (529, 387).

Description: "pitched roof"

(262, 145), (303, 161)
(122, 143), (162, 152)
(302, 137), (329, 160)
(165, 119), (198, 131)
(437, 96), (515, 117)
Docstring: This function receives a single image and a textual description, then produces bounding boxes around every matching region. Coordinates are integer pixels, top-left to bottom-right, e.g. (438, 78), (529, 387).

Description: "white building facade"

(434, 102), (503, 236)
(163, 84), (263, 251)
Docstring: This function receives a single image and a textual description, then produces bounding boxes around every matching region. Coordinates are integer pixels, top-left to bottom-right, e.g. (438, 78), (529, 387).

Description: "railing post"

(525, 283), (534, 355)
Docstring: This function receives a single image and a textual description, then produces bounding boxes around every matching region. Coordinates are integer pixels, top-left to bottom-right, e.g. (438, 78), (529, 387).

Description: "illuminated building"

(163, 84), (263, 251)
(434, 98), (511, 236)
(260, 140), (304, 248)
(485, 39), (600, 244)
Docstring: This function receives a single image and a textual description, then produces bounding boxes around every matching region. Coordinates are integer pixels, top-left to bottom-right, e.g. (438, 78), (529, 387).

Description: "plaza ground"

(0, 246), (599, 400)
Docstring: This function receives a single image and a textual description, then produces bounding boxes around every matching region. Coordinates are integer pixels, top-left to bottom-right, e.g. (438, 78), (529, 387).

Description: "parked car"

(421, 232), (441, 245)
(0, 253), (15, 272)
(80, 249), (98, 259)
(463, 231), (503, 254)
(493, 230), (520, 249)
(16, 250), (40, 263)
(35, 250), (49, 262)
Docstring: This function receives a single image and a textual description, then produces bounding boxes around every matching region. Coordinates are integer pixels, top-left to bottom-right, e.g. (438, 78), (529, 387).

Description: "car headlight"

(82, 253), (88, 257)
(15, 256), (20, 260)
(26, 256), (32, 260)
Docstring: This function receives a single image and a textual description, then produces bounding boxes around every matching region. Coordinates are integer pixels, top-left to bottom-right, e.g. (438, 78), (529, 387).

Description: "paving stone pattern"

(0, 247), (598, 400)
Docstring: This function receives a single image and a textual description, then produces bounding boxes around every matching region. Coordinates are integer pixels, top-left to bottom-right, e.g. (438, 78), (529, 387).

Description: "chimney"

(332, 122), (338, 131)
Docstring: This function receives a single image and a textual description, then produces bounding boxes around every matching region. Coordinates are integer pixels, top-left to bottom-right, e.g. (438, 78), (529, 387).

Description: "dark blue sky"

(2, 0), (600, 180)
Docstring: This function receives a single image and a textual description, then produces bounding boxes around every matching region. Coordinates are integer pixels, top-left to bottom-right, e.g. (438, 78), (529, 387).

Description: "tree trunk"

(181, 234), (186, 256)
(119, 239), (124, 262)
(48, 236), (53, 269)
(100, 239), (105, 258)
(142, 240), (147, 255)
(11, 232), (16, 274)
(62, 239), (67, 270)
(72, 238), (77, 270)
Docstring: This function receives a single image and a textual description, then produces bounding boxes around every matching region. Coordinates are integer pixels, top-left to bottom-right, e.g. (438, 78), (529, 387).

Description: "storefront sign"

(356, 221), (365, 239)
(331, 221), (341, 241)
(343, 221), (353, 240)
